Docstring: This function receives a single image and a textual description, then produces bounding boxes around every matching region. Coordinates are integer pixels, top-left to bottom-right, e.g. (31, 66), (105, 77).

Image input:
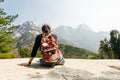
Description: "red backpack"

(40, 33), (59, 62)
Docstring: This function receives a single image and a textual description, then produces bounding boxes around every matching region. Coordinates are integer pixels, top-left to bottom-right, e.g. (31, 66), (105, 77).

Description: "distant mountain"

(11, 21), (41, 47)
(11, 21), (73, 47)
(11, 21), (41, 38)
(11, 21), (110, 53)
(55, 24), (109, 52)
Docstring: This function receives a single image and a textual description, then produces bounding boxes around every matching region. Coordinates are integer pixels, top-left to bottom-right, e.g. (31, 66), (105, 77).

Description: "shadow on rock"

(27, 63), (54, 69)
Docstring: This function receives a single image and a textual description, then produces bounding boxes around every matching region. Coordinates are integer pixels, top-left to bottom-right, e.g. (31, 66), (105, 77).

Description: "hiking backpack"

(40, 33), (59, 62)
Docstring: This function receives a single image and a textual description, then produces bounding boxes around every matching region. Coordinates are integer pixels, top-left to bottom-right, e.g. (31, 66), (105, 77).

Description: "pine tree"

(0, 1), (18, 58)
(110, 30), (120, 58)
(99, 30), (120, 59)
(0, 8), (18, 32)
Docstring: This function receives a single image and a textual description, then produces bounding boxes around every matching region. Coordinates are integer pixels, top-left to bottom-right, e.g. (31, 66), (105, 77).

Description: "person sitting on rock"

(19, 24), (65, 67)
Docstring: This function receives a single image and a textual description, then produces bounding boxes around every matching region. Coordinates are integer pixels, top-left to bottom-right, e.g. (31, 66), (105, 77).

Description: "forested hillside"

(59, 44), (98, 59)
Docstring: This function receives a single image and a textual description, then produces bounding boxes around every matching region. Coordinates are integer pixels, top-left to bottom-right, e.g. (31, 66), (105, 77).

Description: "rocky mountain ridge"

(11, 21), (109, 52)
(55, 24), (109, 52)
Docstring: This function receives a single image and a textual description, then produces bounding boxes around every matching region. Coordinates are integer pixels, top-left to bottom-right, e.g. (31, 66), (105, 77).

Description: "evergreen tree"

(0, 8), (18, 32)
(0, 30), (15, 53)
(99, 38), (115, 59)
(0, 1), (18, 58)
(0, 0), (4, 2)
(110, 30), (120, 58)
(99, 29), (120, 59)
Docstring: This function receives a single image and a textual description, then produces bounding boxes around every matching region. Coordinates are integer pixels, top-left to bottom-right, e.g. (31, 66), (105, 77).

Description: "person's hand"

(18, 63), (30, 66)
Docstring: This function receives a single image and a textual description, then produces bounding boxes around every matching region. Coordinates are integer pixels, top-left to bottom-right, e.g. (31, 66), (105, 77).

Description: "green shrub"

(18, 46), (31, 58)
(18, 46), (42, 58)
(0, 52), (16, 59)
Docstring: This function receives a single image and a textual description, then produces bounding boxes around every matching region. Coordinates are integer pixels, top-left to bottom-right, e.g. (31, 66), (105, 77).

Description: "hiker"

(19, 24), (65, 67)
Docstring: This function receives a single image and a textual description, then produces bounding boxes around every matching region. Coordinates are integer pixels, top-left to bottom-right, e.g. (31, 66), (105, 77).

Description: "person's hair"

(42, 24), (51, 34)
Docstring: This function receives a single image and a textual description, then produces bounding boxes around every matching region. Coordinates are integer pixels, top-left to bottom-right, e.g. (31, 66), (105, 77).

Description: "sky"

(1, 0), (120, 32)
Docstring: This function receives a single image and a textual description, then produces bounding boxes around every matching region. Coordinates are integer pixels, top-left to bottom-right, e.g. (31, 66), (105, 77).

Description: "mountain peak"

(22, 21), (39, 27)
(77, 24), (91, 31)
(11, 21), (41, 39)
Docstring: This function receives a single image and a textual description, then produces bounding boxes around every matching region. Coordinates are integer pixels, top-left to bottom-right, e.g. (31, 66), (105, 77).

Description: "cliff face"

(0, 58), (120, 80)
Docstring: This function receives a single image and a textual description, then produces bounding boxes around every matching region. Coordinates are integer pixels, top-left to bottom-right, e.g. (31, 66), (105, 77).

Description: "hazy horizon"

(1, 0), (120, 32)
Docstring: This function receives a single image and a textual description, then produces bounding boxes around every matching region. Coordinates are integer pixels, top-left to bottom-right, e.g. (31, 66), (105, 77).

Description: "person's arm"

(30, 35), (41, 57)
(19, 57), (34, 66)
(19, 35), (41, 66)
(28, 57), (34, 65)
